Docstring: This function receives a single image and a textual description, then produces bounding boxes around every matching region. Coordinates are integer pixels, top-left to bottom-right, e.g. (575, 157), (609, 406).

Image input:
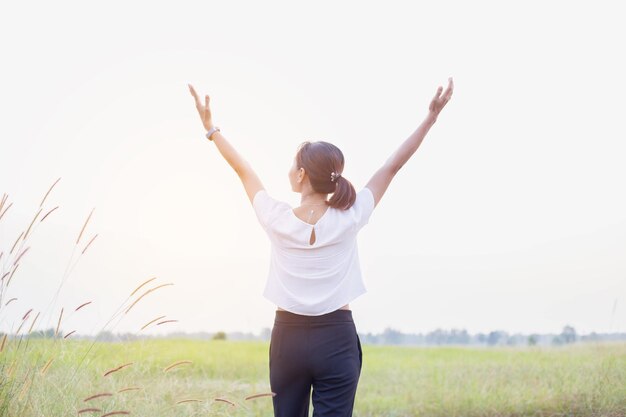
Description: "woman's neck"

(300, 191), (328, 206)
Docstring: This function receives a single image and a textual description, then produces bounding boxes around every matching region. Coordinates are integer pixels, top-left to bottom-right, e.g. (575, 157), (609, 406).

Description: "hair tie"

(330, 171), (342, 182)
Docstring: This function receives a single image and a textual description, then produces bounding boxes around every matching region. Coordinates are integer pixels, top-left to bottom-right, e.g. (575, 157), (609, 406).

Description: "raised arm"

(188, 84), (264, 205)
(365, 77), (454, 207)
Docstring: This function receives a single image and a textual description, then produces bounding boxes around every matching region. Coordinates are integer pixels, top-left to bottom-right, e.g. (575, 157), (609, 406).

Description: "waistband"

(274, 308), (354, 324)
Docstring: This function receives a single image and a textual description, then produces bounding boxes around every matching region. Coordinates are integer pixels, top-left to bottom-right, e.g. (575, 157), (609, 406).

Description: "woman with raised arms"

(188, 77), (454, 417)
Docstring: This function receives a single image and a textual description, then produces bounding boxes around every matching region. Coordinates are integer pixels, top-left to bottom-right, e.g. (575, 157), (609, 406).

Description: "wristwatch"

(206, 126), (221, 141)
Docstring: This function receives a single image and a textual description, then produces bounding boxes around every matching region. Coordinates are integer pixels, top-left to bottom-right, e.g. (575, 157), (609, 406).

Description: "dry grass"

(0, 179), (275, 417)
(163, 360), (192, 373)
(124, 283), (174, 315)
(140, 315), (166, 331)
(103, 362), (134, 377)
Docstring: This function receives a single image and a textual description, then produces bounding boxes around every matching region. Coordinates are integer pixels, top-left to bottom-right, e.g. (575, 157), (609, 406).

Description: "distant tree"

(37, 328), (56, 338)
(450, 329), (470, 344)
(585, 331), (600, 341)
(560, 325), (577, 344)
(551, 335), (564, 345)
(212, 331), (227, 340)
(362, 332), (379, 345)
(487, 331), (499, 346)
(97, 331), (115, 342)
(426, 328), (446, 345)
(487, 330), (507, 346)
(259, 327), (271, 341)
(23, 328), (54, 339)
(381, 327), (403, 345)
(527, 334), (538, 346)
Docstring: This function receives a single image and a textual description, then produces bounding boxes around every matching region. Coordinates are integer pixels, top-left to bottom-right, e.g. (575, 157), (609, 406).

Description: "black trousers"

(269, 308), (363, 417)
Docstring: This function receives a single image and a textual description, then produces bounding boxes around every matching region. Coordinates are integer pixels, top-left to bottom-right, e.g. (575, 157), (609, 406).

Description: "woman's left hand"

(428, 77), (454, 118)
(188, 84), (214, 130)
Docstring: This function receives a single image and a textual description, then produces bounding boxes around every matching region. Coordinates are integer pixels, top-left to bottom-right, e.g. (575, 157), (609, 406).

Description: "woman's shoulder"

(253, 189), (291, 208)
(252, 189), (292, 229)
(350, 187), (376, 230)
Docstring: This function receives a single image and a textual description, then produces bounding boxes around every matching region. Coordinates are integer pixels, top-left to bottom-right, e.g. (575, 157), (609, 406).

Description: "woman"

(188, 77), (454, 416)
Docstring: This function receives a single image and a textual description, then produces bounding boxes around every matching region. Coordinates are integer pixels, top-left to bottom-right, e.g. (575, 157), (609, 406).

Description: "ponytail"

(327, 175), (356, 210)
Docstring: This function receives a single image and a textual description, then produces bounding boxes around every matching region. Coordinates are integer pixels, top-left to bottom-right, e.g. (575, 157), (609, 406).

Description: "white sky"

(1, 1), (624, 337)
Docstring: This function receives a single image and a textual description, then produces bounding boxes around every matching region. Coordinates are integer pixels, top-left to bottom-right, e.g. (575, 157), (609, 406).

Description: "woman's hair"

(295, 141), (356, 210)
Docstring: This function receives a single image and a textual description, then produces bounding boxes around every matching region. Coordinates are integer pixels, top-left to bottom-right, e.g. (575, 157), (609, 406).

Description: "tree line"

(7, 324), (626, 346)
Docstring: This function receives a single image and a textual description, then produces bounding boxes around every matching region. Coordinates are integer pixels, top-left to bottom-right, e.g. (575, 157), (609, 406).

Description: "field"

(1, 338), (625, 417)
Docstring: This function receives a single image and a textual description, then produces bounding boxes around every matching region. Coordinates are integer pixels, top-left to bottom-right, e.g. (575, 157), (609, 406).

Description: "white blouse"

(252, 187), (376, 315)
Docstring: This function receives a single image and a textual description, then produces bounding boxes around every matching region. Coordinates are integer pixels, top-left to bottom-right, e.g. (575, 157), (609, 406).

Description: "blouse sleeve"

(354, 187), (376, 231)
(253, 189), (286, 230)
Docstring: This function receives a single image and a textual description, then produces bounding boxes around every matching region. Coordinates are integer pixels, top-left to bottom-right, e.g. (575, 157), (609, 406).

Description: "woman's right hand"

(188, 83), (214, 130)
(428, 77), (454, 119)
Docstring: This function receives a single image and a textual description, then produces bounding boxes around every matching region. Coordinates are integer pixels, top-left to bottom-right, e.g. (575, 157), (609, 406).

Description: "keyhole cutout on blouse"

(307, 209), (316, 245)
(292, 204), (328, 246)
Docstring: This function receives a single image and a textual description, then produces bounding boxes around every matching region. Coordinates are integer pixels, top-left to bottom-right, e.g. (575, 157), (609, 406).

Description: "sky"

(1, 1), (624, 337)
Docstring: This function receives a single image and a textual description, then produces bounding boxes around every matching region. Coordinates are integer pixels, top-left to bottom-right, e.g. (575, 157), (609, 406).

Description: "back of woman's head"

(295, 141), (356, 210)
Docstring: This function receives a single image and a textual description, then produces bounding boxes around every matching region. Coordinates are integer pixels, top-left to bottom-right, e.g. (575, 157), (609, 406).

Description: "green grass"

(2, 338), (625, 416)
